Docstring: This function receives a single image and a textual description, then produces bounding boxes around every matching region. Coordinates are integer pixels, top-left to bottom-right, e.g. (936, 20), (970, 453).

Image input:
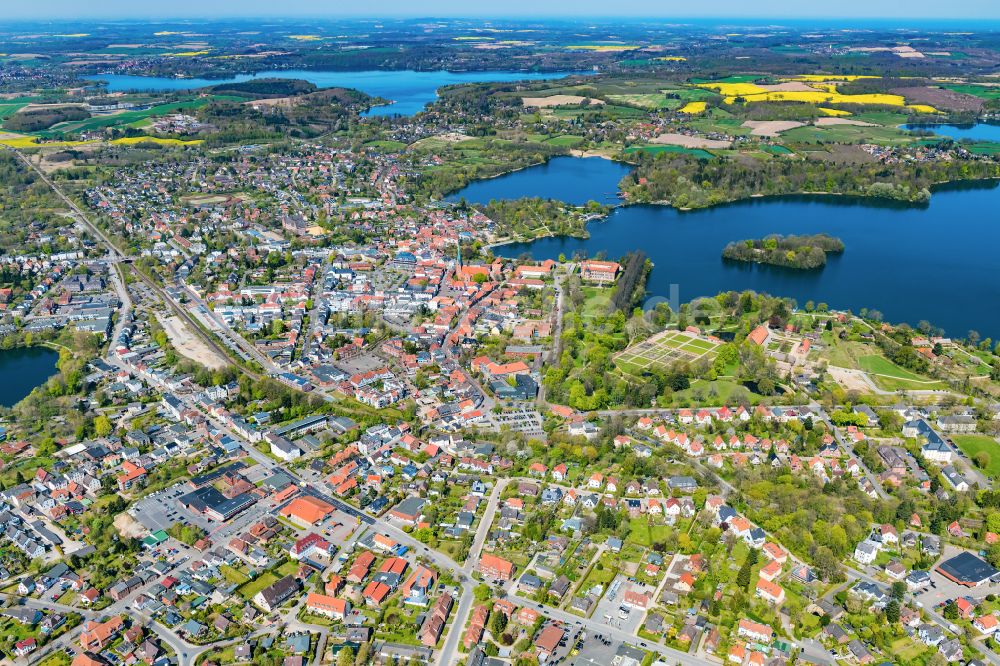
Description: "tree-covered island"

(722, 233), (845, 269)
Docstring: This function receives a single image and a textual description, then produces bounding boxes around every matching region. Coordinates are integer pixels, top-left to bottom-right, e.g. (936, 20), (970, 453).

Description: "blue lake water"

(446, 156), (632, 206)
(0, 346), (59, 408)
(84, 70), (586, 116)
(455, 159), (1000, 338)
(904, 122), (1000, 142)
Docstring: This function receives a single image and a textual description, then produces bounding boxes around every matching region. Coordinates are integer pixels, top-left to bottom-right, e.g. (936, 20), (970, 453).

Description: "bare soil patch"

(158, 314), (229, 370)
(650, 132), (731, 149)
(891, 86), (984, 112)
(114, 512), (147, 539)
(814, 117), (877, 127)
(741, 120), (805, 137)
(756, 82), (818, 92)
(522, 95), (605, 108)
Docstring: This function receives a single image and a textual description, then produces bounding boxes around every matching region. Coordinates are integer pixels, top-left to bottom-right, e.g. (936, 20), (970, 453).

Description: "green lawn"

(627, 518), (672, 546)
(857, 355), (948, 390)
(220, 565), (250, 585)
(237, 572), (278, 601)
(580, 286), (612, 319)
(953, 435), (1000, 478)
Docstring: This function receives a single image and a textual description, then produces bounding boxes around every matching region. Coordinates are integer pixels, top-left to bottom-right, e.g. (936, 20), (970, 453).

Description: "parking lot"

(317, 509), (361, 542)
(336, 351), (389, 375)
(489, 407), (545, 438)
(130, 482), (214, 534)
(591, 575), (648, 636)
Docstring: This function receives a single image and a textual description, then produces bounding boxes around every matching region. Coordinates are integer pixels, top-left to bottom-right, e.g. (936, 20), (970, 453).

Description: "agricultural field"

(30, 96), (241, 137)
(941, 84), (1000, 100)
(615, 330), (719, 374)
(780, 121), (914, 146)
(624, 145), (714, 158)
(694, 78), (940, 113)
(605, 93), (680, 110)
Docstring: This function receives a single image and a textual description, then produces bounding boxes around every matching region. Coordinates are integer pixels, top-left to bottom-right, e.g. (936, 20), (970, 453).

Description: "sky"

(5, 0), (1000, 20)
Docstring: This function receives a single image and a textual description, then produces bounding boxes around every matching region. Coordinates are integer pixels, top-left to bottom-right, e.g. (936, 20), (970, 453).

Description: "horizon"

(3, 0), (1000, 21)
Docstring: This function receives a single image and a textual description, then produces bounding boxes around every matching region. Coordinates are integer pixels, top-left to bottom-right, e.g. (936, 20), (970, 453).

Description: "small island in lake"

(722, 234), (845, 270)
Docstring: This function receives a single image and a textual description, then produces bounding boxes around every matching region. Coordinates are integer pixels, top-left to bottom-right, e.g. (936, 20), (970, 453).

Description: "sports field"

(615, 330), (719, 374)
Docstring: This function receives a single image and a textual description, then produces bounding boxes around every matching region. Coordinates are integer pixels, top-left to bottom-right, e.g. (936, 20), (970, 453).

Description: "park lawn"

(953, 435), (1000, 478)
(672, 378), (757, 405)
(580, 286), (612, 319)
(857, 355), (948, 390)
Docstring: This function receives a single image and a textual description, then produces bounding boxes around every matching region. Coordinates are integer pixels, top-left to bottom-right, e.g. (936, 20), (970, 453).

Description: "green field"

(33, 97), (242, 136)
(624, 145), (714, 159)
(942, 84), (1000, 100)
(544, 134), (586, 147)
(953, 435), (1000, 478)
(606, 94), (680, 110)
(237, 572), (278, 601)
(968, 142), (1000, 156)
(857, 355), (948, 390)
(0, 103), (29, 120)
(580, 286), (613, 319)
(781, 122), (913, 146)
(627, 518), (673, 546)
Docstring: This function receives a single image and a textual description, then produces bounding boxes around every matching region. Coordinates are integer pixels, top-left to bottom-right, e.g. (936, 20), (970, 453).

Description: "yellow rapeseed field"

(165, 50), (211, 57)
(566, 44), (641, 52)
(696, 79), (939, 112)
(818, 107), (852, 116)
(656, 56), (687, 61)
(696, 82), (767, 96)
(678, 101), (707, 114)
(907, 104), (941, 114)
(0, 135), (94, 148)
(289, 35), (325, 41)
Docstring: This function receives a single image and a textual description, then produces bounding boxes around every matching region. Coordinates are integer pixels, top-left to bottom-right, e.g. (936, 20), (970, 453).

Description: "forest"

(623, 153), (1000, 209)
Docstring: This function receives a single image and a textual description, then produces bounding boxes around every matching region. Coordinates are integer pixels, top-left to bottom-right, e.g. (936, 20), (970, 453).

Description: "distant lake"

(446, 156), (632, 206)
(470, 158), (1000, 338)
(84, 70), (587, 116)
(904, 122), (1000, 142)
(0, 346), (59, 408)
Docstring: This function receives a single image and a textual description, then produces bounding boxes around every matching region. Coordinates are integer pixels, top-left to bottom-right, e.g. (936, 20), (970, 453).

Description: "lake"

(0, 346), (59, 408)
(84, 70), (586, 117)
(903, 122), (1000, 142)
(446, 156), (632, 206)
(461, 159), (1000, 338)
